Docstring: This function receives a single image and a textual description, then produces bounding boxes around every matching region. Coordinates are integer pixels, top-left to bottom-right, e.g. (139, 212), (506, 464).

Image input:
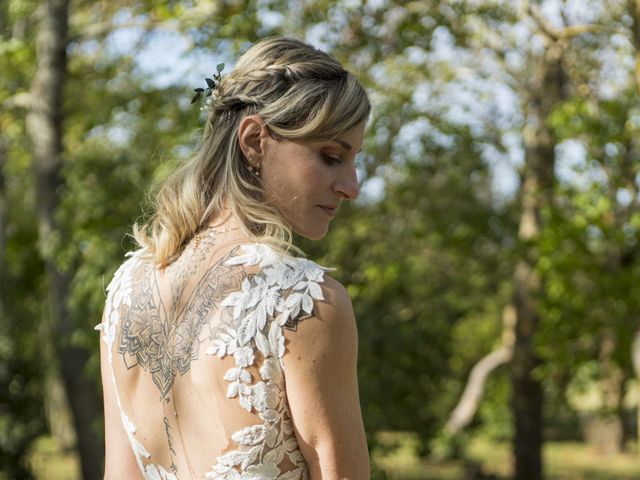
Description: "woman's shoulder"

(225, 242), (332, 284)
(105, 248), (148, 289)
(299, 273), (355, 331)
(218, 242), (332, 326)
(280, 265), (358, 378)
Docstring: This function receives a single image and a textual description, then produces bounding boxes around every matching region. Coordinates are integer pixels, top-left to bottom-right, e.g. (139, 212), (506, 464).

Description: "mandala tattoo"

(167, 229), (217, 314)
(117, 247), (245, 399)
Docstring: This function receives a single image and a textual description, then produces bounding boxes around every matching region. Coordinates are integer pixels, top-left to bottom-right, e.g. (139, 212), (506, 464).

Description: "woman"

(98, 36), (371, 479)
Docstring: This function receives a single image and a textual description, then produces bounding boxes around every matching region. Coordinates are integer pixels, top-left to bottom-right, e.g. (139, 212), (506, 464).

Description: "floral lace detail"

(204, 244), (327, 479)
(98, 250), (178, 480)
(98, 244), (328, 480)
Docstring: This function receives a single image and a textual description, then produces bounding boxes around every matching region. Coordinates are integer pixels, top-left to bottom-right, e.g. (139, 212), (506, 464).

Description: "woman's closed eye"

(321, 153), (342, 166)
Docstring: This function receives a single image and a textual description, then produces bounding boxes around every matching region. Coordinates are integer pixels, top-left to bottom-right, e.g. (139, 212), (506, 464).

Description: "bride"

(98, 36), (371, 479)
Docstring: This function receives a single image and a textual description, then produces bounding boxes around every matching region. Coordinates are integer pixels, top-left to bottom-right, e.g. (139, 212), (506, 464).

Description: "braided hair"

(134, 37), (371, 267)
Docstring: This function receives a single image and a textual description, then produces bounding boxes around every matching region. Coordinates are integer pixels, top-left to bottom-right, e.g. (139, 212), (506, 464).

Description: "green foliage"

(0, 5), (47, 475)
(4, 0), (640, 474)
(0, 228), (46, 478)
(477, 370), (512, 441)
(301, 123), (514, 451)
(539, 88), (640, 380)
(191, 63), (225, 105)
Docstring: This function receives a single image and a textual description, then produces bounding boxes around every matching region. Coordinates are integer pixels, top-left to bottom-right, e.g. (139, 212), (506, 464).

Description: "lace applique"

(99, 251), (179, 479)
(99, 244), (328, 480)
(204, 244), (327, 479)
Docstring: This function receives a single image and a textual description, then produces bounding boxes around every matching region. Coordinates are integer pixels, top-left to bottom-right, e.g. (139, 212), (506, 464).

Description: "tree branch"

(444, 304), (516, 435)
(527, 2), (613, 42)
(445, 347), (513, 435)
(2, 92), (34, 111)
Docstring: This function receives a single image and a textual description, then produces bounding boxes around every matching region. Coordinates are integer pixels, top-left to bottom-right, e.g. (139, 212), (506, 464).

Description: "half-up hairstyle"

(133, 36), (371, 267)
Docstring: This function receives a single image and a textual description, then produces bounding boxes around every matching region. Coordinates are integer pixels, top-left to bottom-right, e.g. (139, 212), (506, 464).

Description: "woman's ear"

(237, 115), (265, 162)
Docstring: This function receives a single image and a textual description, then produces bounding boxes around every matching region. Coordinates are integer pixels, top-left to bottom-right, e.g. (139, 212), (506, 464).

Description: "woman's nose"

(334, 166), (359, 200)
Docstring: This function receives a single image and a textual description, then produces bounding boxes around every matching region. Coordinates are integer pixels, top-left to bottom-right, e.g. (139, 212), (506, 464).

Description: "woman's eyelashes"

(321, 153), (342, 166)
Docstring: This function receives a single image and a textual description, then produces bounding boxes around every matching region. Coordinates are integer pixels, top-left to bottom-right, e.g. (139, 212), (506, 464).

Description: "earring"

(248, 156), (261, 177)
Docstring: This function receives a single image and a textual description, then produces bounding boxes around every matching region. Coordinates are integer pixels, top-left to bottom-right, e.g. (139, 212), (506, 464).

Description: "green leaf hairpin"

(191, 63), (225, 105)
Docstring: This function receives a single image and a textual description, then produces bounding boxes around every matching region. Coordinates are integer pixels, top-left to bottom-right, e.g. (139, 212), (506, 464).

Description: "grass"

(29, 436), (81, 480)
(28, 432), (640, 480)
(373, 432), (640, 480)
(542, 441), (640, 480)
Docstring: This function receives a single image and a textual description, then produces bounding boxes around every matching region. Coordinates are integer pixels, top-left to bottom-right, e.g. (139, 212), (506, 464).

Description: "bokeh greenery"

(2, 0), (640, 478)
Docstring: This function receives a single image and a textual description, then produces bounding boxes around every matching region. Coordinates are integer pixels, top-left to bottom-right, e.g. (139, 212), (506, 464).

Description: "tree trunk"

(629, 0), (640, 90)
(445, 304), (516, 435)
(581, 331), (624, 455)
(0, 0), (7, 323)
(633, 331), (640, 454)
(25, 1), (104, 478)
(511, 40), (565, 480)
(623, 0), (640, 456)
(0, 137), (5, 321)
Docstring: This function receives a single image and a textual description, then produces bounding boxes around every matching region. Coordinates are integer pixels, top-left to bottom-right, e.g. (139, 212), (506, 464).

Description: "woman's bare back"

(99, 228), (327, 479)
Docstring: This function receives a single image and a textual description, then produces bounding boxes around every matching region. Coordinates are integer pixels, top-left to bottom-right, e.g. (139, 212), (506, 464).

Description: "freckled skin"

(259, 122), (366, 240)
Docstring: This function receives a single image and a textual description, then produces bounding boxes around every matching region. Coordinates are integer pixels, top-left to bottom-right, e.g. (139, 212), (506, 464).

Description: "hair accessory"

(191, 63), (225, 108)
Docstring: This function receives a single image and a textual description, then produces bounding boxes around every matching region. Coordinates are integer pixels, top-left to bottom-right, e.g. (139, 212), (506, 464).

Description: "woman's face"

(260, 122), (366, 240)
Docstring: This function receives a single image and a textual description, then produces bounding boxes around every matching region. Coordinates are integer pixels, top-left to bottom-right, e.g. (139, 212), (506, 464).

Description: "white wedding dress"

(97, 230), (329, 479)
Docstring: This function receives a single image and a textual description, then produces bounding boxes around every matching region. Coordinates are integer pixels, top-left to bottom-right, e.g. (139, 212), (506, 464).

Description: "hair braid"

(134, 36), (370, 266)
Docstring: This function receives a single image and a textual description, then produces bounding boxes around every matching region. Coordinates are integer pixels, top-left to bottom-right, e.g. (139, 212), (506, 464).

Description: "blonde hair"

(133, 36), (371, 267)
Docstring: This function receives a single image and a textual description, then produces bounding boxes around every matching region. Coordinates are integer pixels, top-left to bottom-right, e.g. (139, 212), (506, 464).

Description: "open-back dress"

(97, 228), (328, 479)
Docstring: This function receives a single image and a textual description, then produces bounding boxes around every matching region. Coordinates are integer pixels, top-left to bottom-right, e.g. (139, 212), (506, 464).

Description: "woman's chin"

(294, 224), (329, 241)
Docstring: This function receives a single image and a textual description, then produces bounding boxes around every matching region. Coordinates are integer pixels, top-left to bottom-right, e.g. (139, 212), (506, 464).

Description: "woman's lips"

(319, 205), (337, 218)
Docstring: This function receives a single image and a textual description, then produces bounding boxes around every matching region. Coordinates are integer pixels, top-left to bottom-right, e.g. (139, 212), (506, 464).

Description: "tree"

(5, 1), (640, 477)
(1, 0), (48, 476)
(23, 0), (106, 477)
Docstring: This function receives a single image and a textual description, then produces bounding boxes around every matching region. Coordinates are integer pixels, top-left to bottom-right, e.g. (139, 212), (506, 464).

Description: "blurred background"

(2, 0), (640, 479)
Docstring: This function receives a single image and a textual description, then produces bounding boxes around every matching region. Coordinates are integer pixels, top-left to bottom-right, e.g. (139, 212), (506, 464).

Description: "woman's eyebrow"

(332, 139), (352, 150)
(332, 138), (362, 153)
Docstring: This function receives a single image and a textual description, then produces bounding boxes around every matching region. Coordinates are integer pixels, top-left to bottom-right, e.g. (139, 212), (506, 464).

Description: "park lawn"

(29, 436), (81, 480)
(373, 433), (640, 480)
(28, 432), (640, 480)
